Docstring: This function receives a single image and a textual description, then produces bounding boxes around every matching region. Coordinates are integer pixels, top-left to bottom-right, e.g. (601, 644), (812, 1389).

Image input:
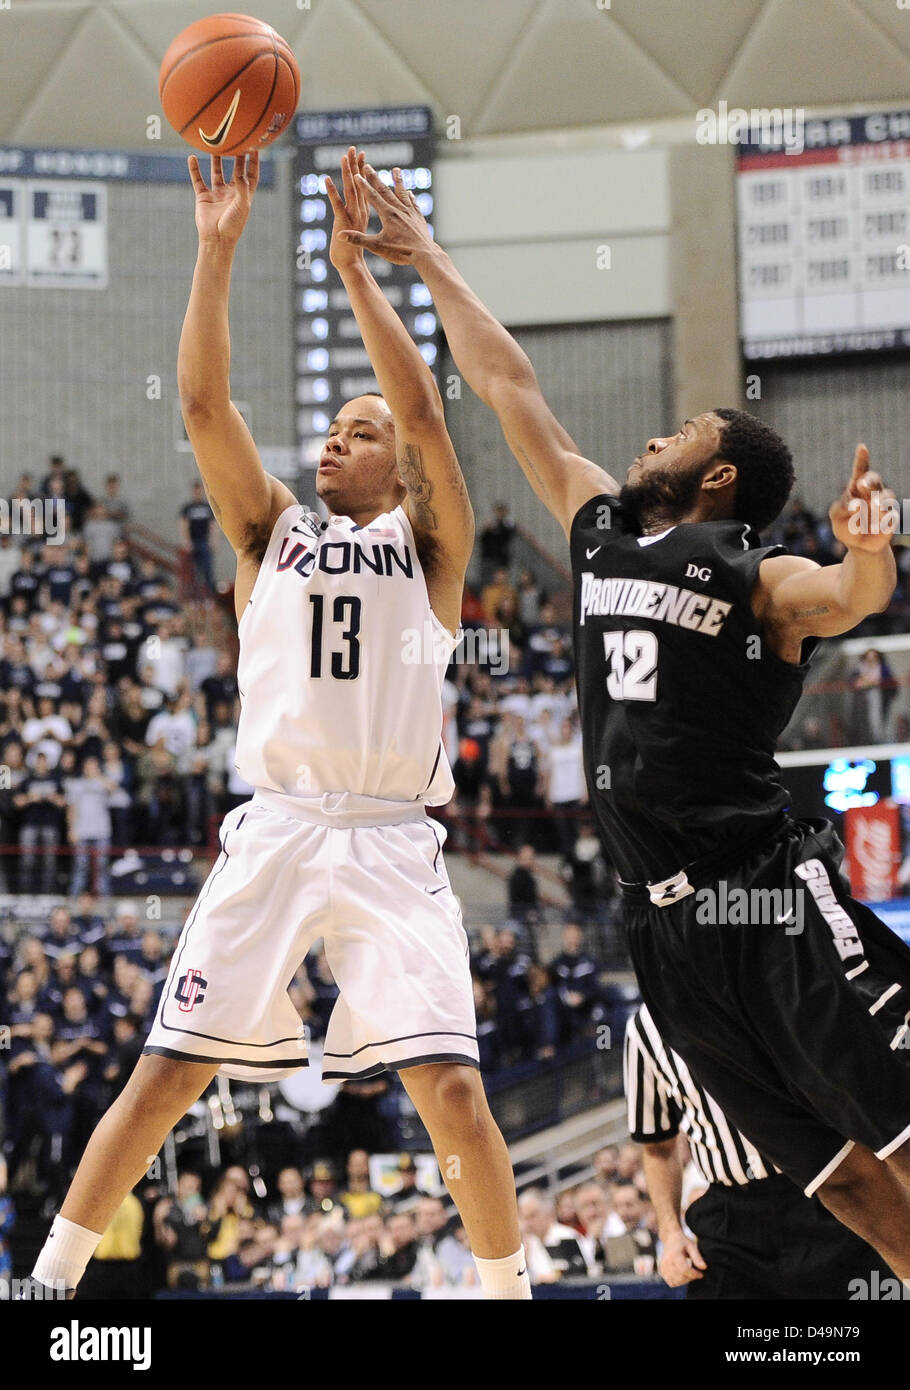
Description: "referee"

(624, 1004), (880, 1299)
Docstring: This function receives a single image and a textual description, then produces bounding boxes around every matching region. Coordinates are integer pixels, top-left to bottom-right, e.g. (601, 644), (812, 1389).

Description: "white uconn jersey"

(235, 503), (458, 804)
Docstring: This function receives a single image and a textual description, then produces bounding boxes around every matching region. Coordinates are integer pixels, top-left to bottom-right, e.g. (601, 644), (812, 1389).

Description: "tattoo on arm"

(516, 448), (552, 504)
(794, 604), (829, 618)
(398, 443), (438, 531)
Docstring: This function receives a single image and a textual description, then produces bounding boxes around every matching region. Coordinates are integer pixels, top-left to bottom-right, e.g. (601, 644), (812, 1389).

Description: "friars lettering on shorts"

(276, 535), (414, 583)
(795, 858), (865, 963)
(174, 967), (208, 1012)
(577, 571), (732, 634)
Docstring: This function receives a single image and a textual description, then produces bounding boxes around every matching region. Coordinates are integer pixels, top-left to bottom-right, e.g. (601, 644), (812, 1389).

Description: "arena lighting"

(892, 755), (910, 804)
(823, 757), (879, 812)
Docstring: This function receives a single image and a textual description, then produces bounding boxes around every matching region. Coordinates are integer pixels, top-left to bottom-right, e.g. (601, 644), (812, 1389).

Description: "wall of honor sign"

(737, 111), (910, 360)
(292, 106), (437, 469)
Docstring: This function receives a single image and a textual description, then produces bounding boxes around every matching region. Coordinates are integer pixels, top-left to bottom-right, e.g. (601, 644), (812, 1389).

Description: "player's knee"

(422, 1066), (486, 1136)
(119, 1053), (213, 1116)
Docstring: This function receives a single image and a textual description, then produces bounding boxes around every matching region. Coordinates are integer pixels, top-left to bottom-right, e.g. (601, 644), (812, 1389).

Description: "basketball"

(159, 13), (300, 156)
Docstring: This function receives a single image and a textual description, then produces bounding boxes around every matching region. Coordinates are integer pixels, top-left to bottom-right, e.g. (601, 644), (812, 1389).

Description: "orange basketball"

(159, 13), (300, 156)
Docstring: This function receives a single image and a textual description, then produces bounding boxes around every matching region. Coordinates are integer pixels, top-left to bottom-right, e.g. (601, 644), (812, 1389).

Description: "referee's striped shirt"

(624, 1004), (776, 1187)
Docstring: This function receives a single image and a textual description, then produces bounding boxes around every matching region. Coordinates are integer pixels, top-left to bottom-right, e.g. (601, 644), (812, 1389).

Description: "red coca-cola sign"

(844, 802), (900, 900)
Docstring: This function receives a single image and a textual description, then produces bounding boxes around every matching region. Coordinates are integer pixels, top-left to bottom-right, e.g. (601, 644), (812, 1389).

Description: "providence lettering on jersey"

(570, 493), (809, 882)
(578, 573), (732, 634)
(234, 503), (457, 804)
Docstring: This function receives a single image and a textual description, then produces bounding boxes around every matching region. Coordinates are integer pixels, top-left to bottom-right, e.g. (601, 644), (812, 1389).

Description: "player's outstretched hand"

(338, 160), (435, 267)
(325, 146), (370, 272)
(658, 1229), (706, 1287)
(830, 444), (898, 553)
(188, 151), (260, 248)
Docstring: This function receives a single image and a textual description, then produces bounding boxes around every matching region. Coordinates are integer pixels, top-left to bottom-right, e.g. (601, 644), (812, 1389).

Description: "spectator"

(15, 749), (66, 893)
(380, 1211), (420, 1282)
(386, 1154), (424, 1210)
(481, 565), (517, 624)
(82, 502), (120, 564)
(180, 481), (218, 595)
(153, 1171), (210, 1289)
(345, 1212), (386, 1283)
(516, 963), (562, 1060)
(549, 923), (601, 1039)
(65, 754), (114, 896)
(478, 503), (515, 583)
(339, 1149), (383, 1220)
(304, 1161), (340, 1217)
(102, 473), (131, 531)
(63, 470), (93, 534)
(849, 648), (896, 743)
(518, 1188), (589, 1282)
(266, 1167), (308, 1226)
(573, 1182), (609, 1276)
(507, 844), (541, 924)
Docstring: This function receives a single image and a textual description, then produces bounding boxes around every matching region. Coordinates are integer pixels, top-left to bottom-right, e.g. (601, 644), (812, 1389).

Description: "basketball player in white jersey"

(26, 149), (530, 1300)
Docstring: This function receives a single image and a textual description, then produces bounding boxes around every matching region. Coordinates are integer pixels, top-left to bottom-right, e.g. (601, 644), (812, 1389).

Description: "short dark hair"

(712, 408), (794, 533)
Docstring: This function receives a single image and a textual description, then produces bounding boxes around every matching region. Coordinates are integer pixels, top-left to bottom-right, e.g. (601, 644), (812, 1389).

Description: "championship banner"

(25, 181), (107, 288)
(844, 800), (901, 900)
(0, 179), (23, 283)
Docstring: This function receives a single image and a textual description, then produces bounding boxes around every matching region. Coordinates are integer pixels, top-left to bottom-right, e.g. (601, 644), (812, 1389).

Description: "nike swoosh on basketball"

(199, 89), (242, 149)
(586, 547), (602, 559)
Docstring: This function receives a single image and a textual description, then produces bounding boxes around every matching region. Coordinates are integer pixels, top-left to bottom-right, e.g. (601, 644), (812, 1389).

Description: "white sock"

(473, 1245), (532, 1300)
(32, 1215), (103, 1292)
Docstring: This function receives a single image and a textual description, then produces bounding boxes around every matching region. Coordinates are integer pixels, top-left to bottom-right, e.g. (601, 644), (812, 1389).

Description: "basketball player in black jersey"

(344, 159), (910, 1286)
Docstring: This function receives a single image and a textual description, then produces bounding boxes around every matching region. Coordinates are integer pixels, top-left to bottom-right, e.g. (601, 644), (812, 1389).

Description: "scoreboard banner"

(293, 106), (437, 469)
(737, 110), (910, 360)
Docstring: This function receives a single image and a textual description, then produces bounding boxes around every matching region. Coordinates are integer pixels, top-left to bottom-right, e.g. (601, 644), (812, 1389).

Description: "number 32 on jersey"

(603, 629), (657, 701)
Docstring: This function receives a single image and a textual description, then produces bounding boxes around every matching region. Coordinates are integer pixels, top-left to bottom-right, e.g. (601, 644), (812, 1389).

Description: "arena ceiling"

(3, 0), (910, 149)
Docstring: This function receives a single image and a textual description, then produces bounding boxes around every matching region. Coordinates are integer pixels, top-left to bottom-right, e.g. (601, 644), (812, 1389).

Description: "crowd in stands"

(0, 892), (617, 1211)
(0, 458), (246, 891)
(21, 1137), (665, 1297)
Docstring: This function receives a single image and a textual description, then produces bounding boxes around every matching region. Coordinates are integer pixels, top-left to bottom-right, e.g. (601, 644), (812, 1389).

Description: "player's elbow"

(486, 356), (538, 408)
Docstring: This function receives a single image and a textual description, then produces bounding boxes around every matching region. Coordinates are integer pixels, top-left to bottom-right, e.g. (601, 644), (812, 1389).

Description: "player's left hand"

(325, 146), (369, 272)
(338, 160), (435, 266)
(830, 444), (898, 553)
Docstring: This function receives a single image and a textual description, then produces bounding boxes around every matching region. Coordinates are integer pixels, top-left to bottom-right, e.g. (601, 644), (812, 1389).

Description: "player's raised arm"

(342, 163), (619, 540)
(177, 151), (296, 557)
(326, 150), (474, 588)
(753, 445), (897, 660)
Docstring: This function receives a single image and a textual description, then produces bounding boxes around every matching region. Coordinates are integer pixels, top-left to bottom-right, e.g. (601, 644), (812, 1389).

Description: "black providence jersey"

(570, 494), (812, 883)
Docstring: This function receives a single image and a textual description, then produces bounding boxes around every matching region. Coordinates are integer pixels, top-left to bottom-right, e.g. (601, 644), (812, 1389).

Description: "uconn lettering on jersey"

(276, 536), (414, 581)
(578, 572), (732, 635)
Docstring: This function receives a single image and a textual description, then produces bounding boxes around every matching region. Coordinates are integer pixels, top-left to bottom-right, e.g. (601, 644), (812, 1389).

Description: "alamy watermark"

(401, 622), (509, 676)
(696, 102), (806, 156)
(0, 497), (65, 543)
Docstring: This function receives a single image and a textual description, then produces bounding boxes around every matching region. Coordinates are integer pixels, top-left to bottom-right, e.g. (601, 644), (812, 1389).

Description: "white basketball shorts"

(142, 789), (478, 1083)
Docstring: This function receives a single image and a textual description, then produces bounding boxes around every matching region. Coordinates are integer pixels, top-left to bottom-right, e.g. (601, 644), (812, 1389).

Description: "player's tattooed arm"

(397, 444), (437, 531)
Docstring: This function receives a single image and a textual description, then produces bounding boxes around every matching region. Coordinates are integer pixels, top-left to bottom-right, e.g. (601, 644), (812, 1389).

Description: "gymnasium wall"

(442, 319), (672, 565)
(754, 356), (910, 510)
(0, 159), (296, 546)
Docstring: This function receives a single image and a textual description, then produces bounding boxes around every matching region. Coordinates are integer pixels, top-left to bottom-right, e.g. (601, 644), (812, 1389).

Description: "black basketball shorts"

(624, 817), (910, 1194)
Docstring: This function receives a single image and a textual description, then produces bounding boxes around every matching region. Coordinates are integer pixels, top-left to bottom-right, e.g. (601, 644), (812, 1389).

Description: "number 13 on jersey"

(603, 629), (658, 701)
